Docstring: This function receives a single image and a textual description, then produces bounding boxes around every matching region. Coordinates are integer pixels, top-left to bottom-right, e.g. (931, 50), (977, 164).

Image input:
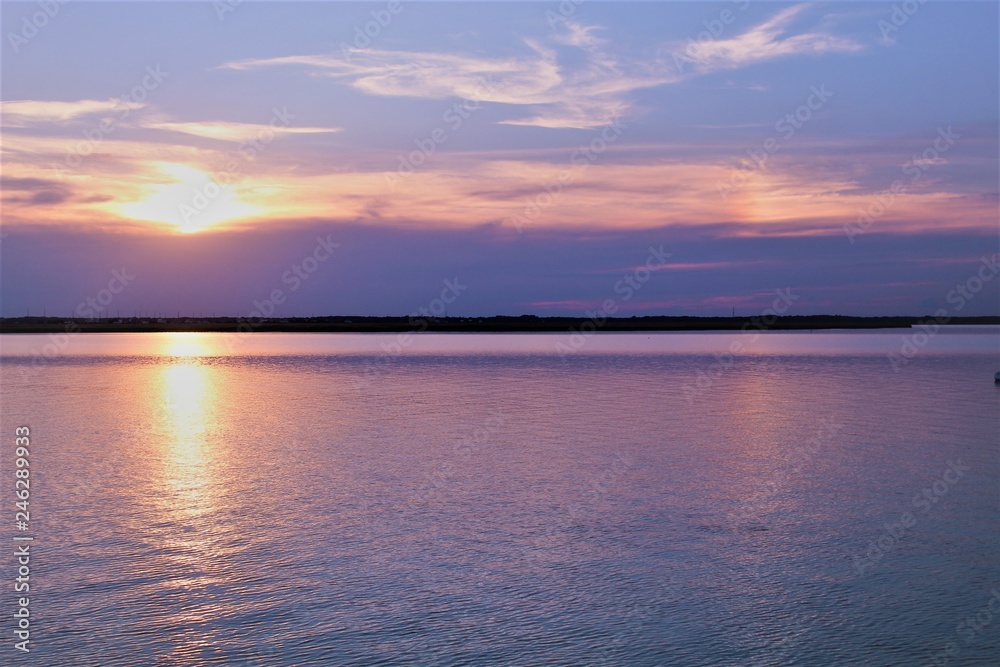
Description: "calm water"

(1, 330), (998, 666)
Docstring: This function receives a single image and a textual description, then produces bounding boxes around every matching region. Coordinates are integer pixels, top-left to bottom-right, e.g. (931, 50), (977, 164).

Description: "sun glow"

(118, 162), (261, 233)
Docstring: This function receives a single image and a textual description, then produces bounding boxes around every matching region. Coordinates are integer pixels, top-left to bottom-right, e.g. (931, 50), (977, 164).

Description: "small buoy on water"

(995, 371), (1000, 383)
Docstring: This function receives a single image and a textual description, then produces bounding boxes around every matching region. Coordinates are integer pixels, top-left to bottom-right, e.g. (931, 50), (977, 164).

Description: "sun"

(118, 162), (261, 233)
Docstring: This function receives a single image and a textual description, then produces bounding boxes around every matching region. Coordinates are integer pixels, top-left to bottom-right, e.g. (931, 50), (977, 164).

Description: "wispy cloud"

(221, 50), (560, 101)
(222, 22), (672, 130)
(0, 99), (139, 128)
(219, 7), (863, 130)
(145, 120), (342, 142)
(677, 4), (864, 73)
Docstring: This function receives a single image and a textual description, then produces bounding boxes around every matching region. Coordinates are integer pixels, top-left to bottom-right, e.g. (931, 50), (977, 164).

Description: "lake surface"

(1, 330), (998, 666)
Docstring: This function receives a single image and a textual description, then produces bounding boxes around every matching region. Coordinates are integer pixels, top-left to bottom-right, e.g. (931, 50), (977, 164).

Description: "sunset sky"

(1, 1), (997, 317)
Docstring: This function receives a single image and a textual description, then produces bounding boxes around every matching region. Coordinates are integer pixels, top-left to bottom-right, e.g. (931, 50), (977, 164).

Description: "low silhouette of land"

(1, 315), (997, 334)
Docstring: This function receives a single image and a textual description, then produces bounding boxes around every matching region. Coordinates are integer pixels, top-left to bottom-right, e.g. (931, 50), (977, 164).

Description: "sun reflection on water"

(157, 334), (216, 491)
(147, 334), (238, 661)
(153, 336), (225, 600)
(162, 363), (212, 479)
(160, 332), (214, 359)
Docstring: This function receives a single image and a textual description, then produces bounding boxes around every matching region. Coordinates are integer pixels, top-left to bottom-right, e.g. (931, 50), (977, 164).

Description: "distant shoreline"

(1, 315), (997, 334)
